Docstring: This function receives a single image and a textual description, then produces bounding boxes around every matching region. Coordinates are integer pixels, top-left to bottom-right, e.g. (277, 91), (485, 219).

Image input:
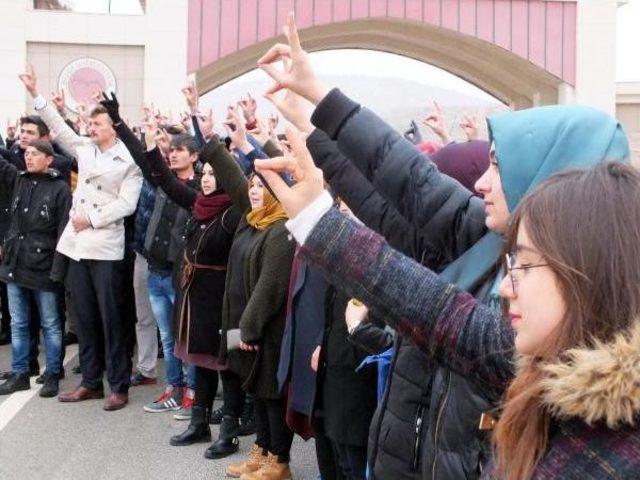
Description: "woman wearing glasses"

(257, 14), (632, 480)
(258, 140), (640, 478)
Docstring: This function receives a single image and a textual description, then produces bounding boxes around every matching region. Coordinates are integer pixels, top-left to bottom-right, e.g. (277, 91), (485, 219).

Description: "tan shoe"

(240, 453), (292, 480)
(226, 444), (267, 478)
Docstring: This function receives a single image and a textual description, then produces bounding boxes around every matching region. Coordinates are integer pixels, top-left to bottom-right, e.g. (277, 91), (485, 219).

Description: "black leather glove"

(100, 91), (122, 125)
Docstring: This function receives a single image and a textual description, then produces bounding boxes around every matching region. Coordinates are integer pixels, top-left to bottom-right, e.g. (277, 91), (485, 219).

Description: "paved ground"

(0, 343), (318, 479)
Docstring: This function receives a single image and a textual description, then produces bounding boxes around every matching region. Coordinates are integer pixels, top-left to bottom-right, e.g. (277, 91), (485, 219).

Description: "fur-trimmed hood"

(535, 322), (640, 428)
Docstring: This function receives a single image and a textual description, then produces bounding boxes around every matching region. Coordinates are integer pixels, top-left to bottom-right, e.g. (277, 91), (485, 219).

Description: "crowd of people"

(0, 12), (639, 480)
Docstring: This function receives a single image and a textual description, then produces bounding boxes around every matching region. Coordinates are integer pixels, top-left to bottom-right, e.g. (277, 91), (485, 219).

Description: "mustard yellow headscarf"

(245, 175), (288, 231)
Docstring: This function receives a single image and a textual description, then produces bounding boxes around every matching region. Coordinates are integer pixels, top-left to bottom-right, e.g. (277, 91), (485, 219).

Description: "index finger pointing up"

(284, 12), (302, 54)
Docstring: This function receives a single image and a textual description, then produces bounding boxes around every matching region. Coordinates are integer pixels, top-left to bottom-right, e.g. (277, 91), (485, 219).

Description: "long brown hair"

(493, 162), (640, 479)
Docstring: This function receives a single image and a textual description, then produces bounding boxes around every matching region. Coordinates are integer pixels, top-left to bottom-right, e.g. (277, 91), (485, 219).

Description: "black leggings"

(194, 366), (220, 410)
(221, 369), (245, 417)
(254, 397), (294, 462)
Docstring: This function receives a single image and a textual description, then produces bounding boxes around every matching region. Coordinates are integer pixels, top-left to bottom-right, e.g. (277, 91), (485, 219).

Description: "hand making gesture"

(253, 127), (324, 219)
(258, 12), (329, 105)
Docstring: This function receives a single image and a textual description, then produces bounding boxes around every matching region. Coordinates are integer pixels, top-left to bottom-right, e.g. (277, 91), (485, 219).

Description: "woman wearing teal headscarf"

(257, 14), (630, 480)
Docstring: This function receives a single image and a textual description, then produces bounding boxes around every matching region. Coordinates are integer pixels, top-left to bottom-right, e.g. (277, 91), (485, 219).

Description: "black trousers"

(221, 369), (245, 418)
(313, 416), (345, 480)
(254, 397), (294, 462)
(69, 259), (130, 393)
(121, 245), (137, 360)
(332, 442), (368, 480)
(194, 366), (219, 410)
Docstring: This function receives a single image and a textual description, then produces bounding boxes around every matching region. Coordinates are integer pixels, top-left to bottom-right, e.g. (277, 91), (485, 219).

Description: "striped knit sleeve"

(300, 207), (515, 397)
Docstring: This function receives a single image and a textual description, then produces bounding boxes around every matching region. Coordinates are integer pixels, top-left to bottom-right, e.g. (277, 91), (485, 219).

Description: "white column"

(0, 0), (28, 133)
(142, 0), (189, 115)
(575, 0), (618, 114)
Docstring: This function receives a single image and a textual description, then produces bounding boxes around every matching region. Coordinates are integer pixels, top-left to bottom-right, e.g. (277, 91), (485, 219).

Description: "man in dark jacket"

(0, 140), (71, 398)
(0, 115), (74, 367)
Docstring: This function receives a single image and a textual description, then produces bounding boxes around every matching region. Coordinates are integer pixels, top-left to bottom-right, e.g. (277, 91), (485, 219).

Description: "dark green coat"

(202, 138), (295, 399)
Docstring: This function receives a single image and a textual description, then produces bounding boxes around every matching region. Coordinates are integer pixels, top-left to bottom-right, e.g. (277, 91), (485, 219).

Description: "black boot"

(204, 415), (240, 459)
(170, 406), (212, 446)
(39, 372), (59, 398)
(210, 406), (224, 425)
(36, 368), (65, 385)
(0, 373), (30, 395)
(239, 396), (256, 436)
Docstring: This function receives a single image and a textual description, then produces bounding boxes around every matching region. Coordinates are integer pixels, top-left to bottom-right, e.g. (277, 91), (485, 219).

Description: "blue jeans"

(8, 284), (62, 375)
(147, 271), (195, 389)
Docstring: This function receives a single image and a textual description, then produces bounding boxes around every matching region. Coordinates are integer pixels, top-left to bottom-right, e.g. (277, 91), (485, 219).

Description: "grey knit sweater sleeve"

(300, 207), (516, 397)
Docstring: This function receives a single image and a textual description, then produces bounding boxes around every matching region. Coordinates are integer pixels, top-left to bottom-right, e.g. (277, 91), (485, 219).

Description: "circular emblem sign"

(57, 58), (117, 113)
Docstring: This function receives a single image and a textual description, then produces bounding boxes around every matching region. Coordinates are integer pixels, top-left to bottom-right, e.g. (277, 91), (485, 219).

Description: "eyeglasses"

(504, 253), (549, 295)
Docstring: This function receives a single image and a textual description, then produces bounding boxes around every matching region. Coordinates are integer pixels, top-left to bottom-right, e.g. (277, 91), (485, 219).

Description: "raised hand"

(155, 128), (171, 155)
(253, 127), (324, 219)
(143, 115), (160, 151)
(247, 117), (271, 146)
(179, 111), (191, 131)
(99, 91), (122, 125)
(460, 112), (479, 141)
(264, 82), (314, 134)
(422, 101), (451, 145)
(224, 105), (251, 153)
(239, 93), (258, 127)
(51, 89), (66, 114)
(198, 107), (215, 140)
(181, 80), (199, 112)
(18, 64), (38, 98)
(258, 12), (329, 105)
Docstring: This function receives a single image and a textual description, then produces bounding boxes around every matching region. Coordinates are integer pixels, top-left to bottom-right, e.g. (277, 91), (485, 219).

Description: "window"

(33, 0), (145, 15)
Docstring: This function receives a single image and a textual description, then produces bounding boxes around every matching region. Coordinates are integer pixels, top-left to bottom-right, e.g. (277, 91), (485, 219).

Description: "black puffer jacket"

(0, 157), (71, 291)
(0, 144), (73, 242)
(309, 91), (499, 480)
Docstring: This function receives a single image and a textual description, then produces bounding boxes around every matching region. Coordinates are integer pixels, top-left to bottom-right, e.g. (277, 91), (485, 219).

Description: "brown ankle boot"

(226, 444), (267, 478)
(240, 453), (291, 480)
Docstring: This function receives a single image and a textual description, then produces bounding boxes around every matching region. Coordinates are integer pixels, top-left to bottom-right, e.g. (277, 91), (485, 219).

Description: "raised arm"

(99, 92), (156, 184)
(253, 128), (514, 400)
(312, 89), (487, 235)
(200, 137), (250, 213)
(144, 146), (197, 210)
(308, 129), (443, 267)
(258, 16), (486, 241)
(19, 65), (83, 157)
(300, 205), (514, 400)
